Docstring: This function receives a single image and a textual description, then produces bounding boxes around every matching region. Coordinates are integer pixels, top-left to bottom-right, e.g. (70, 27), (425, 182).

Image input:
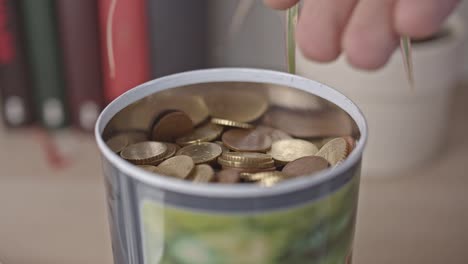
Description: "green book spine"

(20, 0), (67, 128)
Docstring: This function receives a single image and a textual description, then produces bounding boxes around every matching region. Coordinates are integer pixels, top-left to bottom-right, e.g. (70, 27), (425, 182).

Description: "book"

(146, 0), (209, 77)
(56, 0), (103, 132)
(98, 0), (151, 103)
(20, 0), (67, 129)
(0, 0), (34, 127)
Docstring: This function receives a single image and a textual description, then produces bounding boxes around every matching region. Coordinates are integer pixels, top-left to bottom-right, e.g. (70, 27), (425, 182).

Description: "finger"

(263, 0), (299, 10)
(343, 0), (399, 70)
(296, 0), (357, 62)
(395, 0), (460, 38)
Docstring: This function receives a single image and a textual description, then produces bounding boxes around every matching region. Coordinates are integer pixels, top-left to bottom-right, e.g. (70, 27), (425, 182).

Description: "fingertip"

(296, 20), (341, 63)
(343, 30), (396, 70)
(394, 1), (439, 39)
(263, 0), (299, 10)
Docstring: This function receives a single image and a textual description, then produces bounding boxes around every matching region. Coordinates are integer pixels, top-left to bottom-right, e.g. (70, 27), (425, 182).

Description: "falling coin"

(120, 130), (148, 144)
(204, 90), (268, 122)
(222, 128), (272, 152)
(151, 110), (194, 142)
(120, 141), (167, 165)
(155, 155), (195, 179)
(316, 137), (348, 166)
(175, 123), (223, 146)
(262, 108), (353, 138)
(211, 118), (254, 129)
(191, 164), (215, 183)
(282, 156), (329, 178)
(268, 139), (319, 165)
(216, 169), (241, 183)
(106, 134), (129, 153)
(176, 142), (223, 164)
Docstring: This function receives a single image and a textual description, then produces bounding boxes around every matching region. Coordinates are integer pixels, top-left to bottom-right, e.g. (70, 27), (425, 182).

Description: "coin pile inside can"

(104, 87), (357, 187)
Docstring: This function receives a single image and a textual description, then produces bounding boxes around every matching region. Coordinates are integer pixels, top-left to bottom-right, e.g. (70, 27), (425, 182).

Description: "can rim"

(95, 68), (368, 198)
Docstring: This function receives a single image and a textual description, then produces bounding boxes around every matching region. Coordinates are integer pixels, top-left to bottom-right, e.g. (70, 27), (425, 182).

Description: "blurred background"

(0, 0), (467, 264)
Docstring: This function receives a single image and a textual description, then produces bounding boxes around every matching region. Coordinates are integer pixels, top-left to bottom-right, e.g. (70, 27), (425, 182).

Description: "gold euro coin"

(106, 134), (129, 153)
(121, 130), (148, 144)
(259, 174), (283, 187)
(211, 118), (254, 129)
(151, 110), (194, 142)
(120, 141), (167, 165)
(191, 164), (215, 183)
(151, 143), (178, 165)
(315, 137), (348, 166)
(255, 126), (292, 142)
(175, 123), (223, 146)
(282, 156), (329, 178)
(222, 128), (272, 152)
(215, 141), (230, 154)
(154, 155), (195, 179)
(240, 171), (285, 182)
(176, 142), (222, 164)
(221, 152), (272, 164)
(268, 139), (319, 165)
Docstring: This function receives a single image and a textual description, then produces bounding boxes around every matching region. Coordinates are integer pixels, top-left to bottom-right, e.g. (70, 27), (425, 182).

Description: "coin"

(145, 94), (210, 126)
(211, 118), (254, 129)
(221, 152), (272, 164)
(282, 156), (329, 178)
(255, 126), (292, 142)
(218, 158), (275, 169)
(120, 141), (168, 164)
(216, 169), (240, 183)
(122, 131), (149, 144)
(204, 90), (268, 122)
(151, 143), (178, 165)
(151, 110), (194, 142)
(240, 171), (285, 182)
(343, 136), (356, 156)
(176, 142), (222, 164)
(175, 123), (223, 146)
(191, 164), (215, 183)
(155, 155), (195, 179)
(137, 165), (158, 172)
(315, 137), (348, 166)
(268, 139), (319, 165)
(222, 128), (272, 152)
(259, 175), (283, 187)
(215, 141), (230, 153)
(106, 134), (129, 153)
(262, 108), (353, 138)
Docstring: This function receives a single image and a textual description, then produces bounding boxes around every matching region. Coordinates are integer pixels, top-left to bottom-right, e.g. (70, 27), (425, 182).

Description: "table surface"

(1, 87), (467, 264)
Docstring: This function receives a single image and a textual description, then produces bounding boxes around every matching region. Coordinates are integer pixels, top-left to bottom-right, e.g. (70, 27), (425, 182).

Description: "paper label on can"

(139, 177), (359, 264)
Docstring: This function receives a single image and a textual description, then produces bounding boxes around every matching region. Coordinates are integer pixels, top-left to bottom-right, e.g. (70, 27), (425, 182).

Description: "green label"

(140, 178), (358, 264)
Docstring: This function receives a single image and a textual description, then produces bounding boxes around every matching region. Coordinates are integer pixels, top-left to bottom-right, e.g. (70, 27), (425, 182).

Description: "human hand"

(265, 0), (460, 69)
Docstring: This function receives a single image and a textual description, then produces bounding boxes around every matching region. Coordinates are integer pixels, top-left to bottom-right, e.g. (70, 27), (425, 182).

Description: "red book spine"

(98, 0), (151, 103)
(0, 0), (34, 127)
(57, 0), (103, 132)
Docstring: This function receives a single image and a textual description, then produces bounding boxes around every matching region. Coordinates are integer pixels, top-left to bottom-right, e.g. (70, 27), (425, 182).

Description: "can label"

(139, 177), (359, 264)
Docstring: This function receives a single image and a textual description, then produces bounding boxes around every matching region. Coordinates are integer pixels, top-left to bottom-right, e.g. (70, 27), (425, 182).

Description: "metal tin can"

(95, 68), (368, 264)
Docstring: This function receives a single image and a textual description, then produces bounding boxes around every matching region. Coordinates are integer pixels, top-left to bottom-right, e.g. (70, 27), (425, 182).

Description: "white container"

(297, 15), (466, 176)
